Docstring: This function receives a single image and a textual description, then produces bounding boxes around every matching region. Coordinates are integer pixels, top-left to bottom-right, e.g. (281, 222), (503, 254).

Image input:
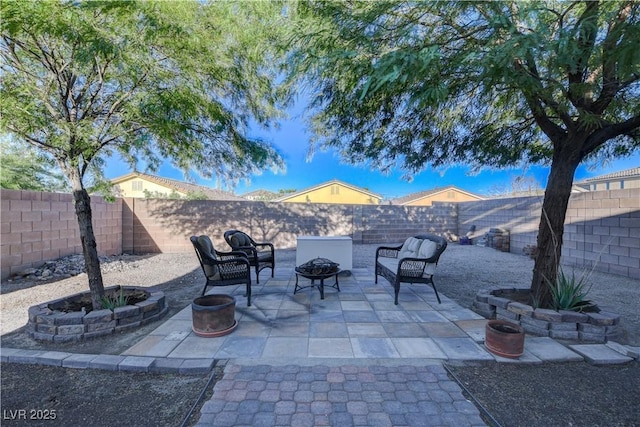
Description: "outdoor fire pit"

(294, 257), (341, 299)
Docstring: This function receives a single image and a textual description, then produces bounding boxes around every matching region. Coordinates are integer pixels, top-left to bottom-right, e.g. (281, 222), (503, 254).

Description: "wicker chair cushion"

(197, 235), (220, 279)
(418, 240), (437, 259)
(398, 236), (423, 259)
(230, 232), (251, 248)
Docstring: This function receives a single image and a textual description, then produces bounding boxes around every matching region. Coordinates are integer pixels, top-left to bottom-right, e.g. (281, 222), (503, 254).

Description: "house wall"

(282, 183), (380, 205)
(2, 188), (638, 280)
(403, 190), (482, 207)
(588, 178), (640, 191)
(1, 189), (122, 279)
(114, 177), (186, 198)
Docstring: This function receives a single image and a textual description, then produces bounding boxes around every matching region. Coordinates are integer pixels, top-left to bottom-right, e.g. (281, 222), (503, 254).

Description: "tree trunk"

(530, 147), (582, 308)
(72, 188), (105, 310)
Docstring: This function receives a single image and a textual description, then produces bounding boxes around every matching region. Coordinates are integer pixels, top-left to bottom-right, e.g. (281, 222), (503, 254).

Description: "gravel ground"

(1, 243), (638, 426)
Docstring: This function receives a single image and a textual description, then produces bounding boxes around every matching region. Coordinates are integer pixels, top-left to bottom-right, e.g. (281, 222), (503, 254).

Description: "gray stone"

(62, 353), (98, 368)
(559, 310), (588, 323)
(507, 302), (534, 316)
(114, 305), (141, 319)
(57, 324), (85, 335)
(38, 351), (72, 366)
(578, 323), (606, 334)
(119, 356), (154, 372)
(53, 333), (82, 343)
(496, 307), (519, 320)
(578, 332), (606, 343)
(179, 359), (215, 375)
(86, 320), (116, 332)
(487, 296), (510, 309)
(88, 354), (126, 370)
(549, 322), (577, 331)
(83, 309), (113, 324)
(588, 311), (620, 326)
(55, 311), (85, 325)
(520, 316), (549, 329)
(521, 324), (549, 337)
(569, 344), (633, 364)
(532, 308), (562, 322)
(549, 330), (580, 340)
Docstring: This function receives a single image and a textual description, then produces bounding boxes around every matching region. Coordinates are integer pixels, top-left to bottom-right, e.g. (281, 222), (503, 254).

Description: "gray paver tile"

(391, 338), (448, 359)
(309, 338), (354, 358)
(169, 336), (226, 358)
(262, 337), (308, 358)
(432, 337), (494, 361)
(351, 338), (400, 358)
(569, 344), (634, 364)
(525, 336), (584, 362)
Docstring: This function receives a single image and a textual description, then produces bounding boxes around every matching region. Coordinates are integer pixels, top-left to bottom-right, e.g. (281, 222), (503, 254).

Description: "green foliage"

(100, 288), (130, 311)
(1, 0), (290, 192)
(290, 1), (640, 175)
(0, 0), (291, 307)
(0, 139), (68, 191)
(142, 189), (209, 200)
(547, 269), (595, 312)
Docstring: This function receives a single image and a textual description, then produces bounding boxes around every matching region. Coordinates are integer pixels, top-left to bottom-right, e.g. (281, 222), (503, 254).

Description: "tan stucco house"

(392, 185), (484, 206)
(110, 172), (245, 200)
(273, 179), (382, 205)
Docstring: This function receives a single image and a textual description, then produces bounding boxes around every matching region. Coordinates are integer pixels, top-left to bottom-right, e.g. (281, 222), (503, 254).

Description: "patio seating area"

(122, 261), (611, 364)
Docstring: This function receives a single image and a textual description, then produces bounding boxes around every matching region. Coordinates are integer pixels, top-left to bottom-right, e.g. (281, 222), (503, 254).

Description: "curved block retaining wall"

(473, 288), (621, 343)
(27, 286), (167, 342)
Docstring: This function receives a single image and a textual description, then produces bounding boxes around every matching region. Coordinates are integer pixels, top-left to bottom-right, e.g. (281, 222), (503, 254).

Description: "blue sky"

(105, 100), (640, 201)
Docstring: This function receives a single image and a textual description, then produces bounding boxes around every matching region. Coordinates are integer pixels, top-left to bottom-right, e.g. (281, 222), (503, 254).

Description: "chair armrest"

(254, 242), (274, 254)
(376, 245), (402, 261)
(216, 250), (250, 261)
(216, 256), (251, 279)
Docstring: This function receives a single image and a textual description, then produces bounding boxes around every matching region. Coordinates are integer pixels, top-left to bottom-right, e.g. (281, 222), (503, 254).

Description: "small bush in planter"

(547, 268), (596, 312)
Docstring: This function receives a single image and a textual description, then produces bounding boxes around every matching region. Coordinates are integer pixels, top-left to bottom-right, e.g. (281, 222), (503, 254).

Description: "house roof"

(391, 185), (484, 205)
(242, 189), (279, 201)
(578, 166), (640, 183)
(273, 179), (382, 202)
(110, 172), (245, 201)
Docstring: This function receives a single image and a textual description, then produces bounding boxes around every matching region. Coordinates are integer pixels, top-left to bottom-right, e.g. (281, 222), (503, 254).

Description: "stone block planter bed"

(473, 288), (621, 343)
(27, 286), (167, 342)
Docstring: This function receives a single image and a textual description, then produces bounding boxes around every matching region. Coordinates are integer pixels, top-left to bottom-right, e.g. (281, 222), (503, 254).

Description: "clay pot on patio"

(192, 294), (237, 338)
(485, 319), (525, 359)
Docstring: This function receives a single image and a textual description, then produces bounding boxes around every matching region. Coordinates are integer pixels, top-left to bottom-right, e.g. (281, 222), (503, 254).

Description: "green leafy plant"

(547, 269), (594, 312)
(100, 288), (130, 311)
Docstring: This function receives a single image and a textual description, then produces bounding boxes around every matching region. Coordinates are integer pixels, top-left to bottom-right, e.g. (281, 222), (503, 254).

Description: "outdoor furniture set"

(191, 231), (448, 307)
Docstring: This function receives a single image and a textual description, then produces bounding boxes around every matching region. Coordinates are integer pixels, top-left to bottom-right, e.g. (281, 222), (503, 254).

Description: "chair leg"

(394, 281), (400, 305)
(246, 278), (252, 306)
(431, 278), (441, 304)
(255, 266), (260, 284)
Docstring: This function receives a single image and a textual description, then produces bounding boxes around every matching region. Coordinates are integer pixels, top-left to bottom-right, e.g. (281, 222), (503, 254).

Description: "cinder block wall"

(1, 189), (122, 279)
(458, 188), (640, 279)
(122, 198), (456, 253)
(3, 188), (638, 280)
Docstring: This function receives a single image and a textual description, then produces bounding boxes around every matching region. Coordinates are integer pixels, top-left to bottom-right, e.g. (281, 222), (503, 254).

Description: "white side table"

(296, 236), (353, 271)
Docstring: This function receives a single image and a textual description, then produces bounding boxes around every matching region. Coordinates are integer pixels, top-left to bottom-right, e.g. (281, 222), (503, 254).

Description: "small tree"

(0, 139), (68, 192)
(290, 1), (640, 307)
(1, 1), (289, 309)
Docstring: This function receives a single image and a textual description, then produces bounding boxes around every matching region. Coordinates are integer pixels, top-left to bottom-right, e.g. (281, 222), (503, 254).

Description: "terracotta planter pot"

(485, 319), (525, 358)
(192, 294), (237, 338)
